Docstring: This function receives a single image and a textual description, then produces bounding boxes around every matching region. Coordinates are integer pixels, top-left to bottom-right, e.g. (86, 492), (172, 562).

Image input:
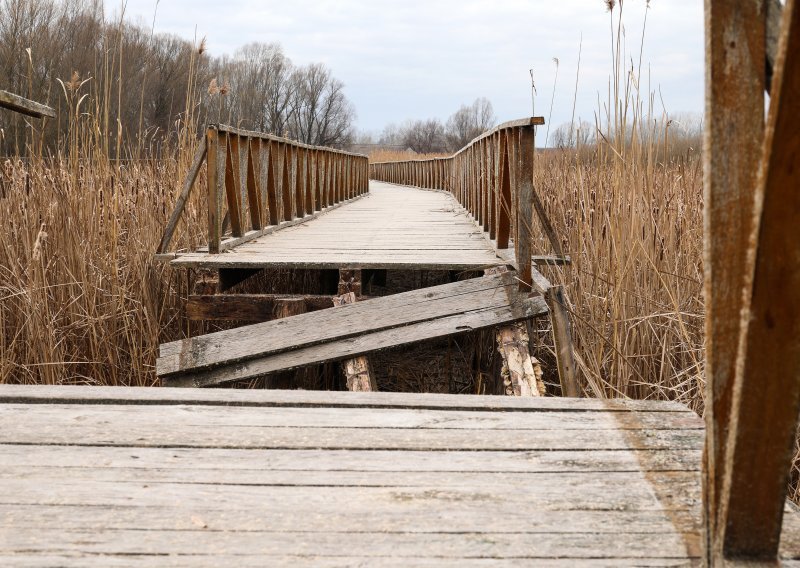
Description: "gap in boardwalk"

(182, 267), (561, 395)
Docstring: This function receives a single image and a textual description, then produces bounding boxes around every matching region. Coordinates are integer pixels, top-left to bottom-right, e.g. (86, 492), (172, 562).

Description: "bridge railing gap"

(369, 117), (558, 291)
(157, 124), (369, 257)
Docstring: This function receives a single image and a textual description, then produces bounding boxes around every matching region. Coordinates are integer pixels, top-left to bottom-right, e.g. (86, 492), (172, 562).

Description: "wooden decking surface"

(171, 181), (506, 270)
(2, 384), (799, 566)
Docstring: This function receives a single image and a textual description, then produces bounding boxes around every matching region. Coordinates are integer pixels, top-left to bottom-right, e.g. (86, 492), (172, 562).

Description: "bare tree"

(286, 63), (355, 147)
(402, 118), (446, 153)
(444, 97), (496, 151)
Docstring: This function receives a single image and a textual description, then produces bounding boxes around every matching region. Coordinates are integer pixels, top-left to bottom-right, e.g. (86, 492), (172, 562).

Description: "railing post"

(515, 126), (534, 290)
(207, 126), (221, 254)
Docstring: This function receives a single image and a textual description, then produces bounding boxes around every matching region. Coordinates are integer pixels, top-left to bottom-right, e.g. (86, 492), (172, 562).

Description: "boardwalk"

(172, 181), (506, 271)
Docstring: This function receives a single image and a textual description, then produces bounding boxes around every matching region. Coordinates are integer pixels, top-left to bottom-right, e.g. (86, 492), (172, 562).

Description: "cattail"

(604, 0), (616, 11)
(208, 78), (219, 95)
(66, 71), (80, 92)
(198, 37), (207, 56)
(219, 80), (230, 96)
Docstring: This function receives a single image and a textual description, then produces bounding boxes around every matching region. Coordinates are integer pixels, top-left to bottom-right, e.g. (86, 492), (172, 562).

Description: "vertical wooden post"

(246, 138), (263, 231)
(207, 127), (221, 254)
(281, 144), (293, 221)
(714, 1), (800, 561)
(224, 134), (243, 237)
(516, 127), (534, 290)
(703, 0), (767, 561)
(544, 286), (580, 398)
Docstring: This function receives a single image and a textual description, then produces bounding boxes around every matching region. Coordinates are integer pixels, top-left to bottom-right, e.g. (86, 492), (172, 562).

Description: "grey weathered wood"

(0, 384), (694, 412)
(0, 89), (55, 118)
(163, 296), (548, 387)
(157, 272), (530, 377)
(170, 182), (508, 271)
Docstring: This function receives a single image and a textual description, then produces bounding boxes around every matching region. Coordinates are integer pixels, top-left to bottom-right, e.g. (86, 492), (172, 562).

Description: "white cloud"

(115, 0), (704, 144)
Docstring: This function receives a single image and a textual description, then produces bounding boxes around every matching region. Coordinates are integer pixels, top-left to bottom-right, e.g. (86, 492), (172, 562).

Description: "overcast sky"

(113, 0), (704, 145)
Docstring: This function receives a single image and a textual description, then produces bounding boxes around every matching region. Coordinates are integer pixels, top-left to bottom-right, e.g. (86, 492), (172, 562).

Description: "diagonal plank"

(157, 271), (544, 384)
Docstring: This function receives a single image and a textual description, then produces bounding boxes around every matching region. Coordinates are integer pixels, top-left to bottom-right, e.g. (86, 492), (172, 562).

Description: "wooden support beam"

(703, 0), (767, 559)
(544, 286), (580, 398)
(715, 0), (800, 561)
(0, 90), (55, 118)
(207, 128), (221, 254)
(333, 292), (376, 392)
(186, 294), (349, 321)
(218, 268), (262, 292)
(157, 138), (207, 254)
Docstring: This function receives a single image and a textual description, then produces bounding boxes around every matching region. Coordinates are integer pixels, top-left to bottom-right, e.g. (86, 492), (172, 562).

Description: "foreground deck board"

(3, 385), (798, 566)
(171, 181), (506, 270)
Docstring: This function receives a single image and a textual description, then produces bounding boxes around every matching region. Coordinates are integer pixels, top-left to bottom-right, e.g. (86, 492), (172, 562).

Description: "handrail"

(157, 124), (369, 255)
(369, 116), (558, 291)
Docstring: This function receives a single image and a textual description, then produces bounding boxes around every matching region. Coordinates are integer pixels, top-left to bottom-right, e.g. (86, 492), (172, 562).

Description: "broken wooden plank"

(158, 272), (529, 376)
(163, 295), (548, 387)
(333, 292), (376, 392)
(0, 89), (55, 118)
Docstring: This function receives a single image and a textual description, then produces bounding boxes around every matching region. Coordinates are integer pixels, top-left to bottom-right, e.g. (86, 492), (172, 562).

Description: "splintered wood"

(333, 292), (376, 392)
(158, 272), (548, 387)
(496, 322), (545, 396)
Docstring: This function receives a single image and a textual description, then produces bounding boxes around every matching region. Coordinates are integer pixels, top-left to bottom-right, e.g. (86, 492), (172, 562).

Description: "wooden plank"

(157, 272), (535, 376)
(0, 444), (702, 473)
(0, 527), (701, 561)
(717, 1), (800, 560)
(0, 89), (55, 118)
(156, 138), (207, 254)
(0, 404), (702, 433)
(703, 0), (767, 558)
(0, 384), (694, 412)
(162, 296), (549, 387)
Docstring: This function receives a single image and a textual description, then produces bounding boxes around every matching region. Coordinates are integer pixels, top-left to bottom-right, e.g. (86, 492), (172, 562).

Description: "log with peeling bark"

(333, 292), (376, 392)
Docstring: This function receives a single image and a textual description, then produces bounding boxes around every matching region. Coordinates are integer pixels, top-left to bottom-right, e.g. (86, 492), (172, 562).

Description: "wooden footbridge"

(3, 1), (800, 565)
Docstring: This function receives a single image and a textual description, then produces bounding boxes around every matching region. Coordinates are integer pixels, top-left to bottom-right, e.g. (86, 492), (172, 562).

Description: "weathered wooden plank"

(0, 444), (701, 473)
(206, 128), (221, 254)
(0, 416), (703, 452)
(0, 89), (55, 118)
(545, 286), (581, 397)
(0, 384), (694, 412)
(157, 272), (529, 375)
(717, 1), (800, 560)
(163, 298), (548, 387)
(0, 404), (701, 432)
(0, 526), (701, 560)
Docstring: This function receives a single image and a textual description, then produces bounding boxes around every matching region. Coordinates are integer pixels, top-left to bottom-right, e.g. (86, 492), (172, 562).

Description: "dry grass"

(0, 154), (205, 385)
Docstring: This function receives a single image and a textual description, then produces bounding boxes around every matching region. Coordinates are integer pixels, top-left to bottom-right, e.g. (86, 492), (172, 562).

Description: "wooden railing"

(158, 124), (369, 255)
(369, 117), (561, 290)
